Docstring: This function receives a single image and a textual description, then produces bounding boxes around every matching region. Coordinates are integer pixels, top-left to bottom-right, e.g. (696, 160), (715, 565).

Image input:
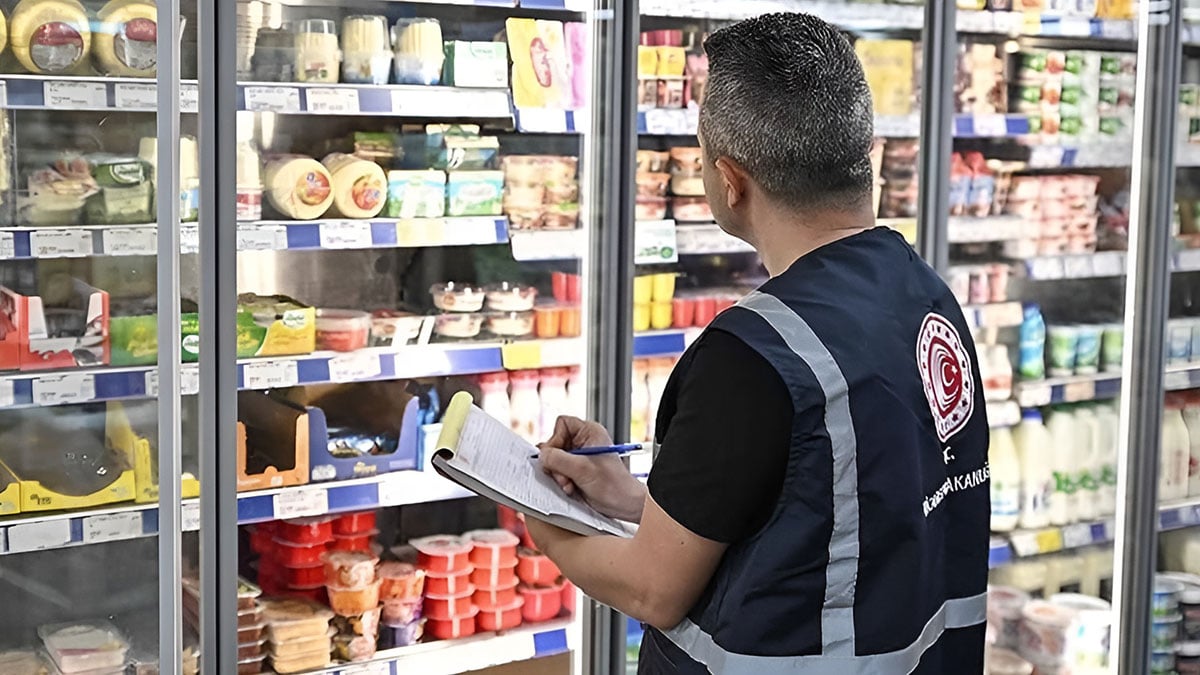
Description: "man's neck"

(750, 205), (876, 277)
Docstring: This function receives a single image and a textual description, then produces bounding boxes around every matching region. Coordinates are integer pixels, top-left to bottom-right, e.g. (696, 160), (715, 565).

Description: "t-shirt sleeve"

(647, 329), (794, 544)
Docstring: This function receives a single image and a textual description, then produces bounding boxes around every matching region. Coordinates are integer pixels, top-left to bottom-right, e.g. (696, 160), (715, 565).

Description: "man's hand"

(537, 416), (648, 523)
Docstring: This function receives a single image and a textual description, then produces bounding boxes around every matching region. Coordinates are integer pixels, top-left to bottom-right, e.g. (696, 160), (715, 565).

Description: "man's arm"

(527, 494), (727, 631)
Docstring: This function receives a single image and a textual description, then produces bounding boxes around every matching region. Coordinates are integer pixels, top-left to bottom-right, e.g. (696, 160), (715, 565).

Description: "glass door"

(0, 0), (193, 668)
(197, 0), (617, 672)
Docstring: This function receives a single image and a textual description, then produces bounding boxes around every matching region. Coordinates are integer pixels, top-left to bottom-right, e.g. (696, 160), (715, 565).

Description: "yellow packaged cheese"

(93, 0), (157, 77)
(321, 152), (386, 219)
(264, 155), (334, 220)
(10, 0), (90, 75)
(506, 18), (569, 109)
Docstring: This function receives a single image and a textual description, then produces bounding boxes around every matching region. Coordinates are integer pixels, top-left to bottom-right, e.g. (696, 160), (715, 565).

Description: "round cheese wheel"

(93, 0), (157, 77)
(264, 155), (333, 220)
(321, 152), (386, 219)
(9, 0), (91, 75)
(0, 11), (9, 57)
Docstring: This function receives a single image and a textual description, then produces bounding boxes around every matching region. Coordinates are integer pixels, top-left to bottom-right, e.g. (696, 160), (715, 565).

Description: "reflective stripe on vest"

(663, 592), (987, 675)
(739, 290), (862, 655)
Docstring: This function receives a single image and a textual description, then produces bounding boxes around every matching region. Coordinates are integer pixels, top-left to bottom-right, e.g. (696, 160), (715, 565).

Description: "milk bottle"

(990, 425), (1021, 532)
(1014, 409), (1053, 530)
(1163, 396), (1192, 502)
(1180, 392), (1200, 497)
(1093, 402), (1119, 516)
(1072, 406), (1100, 521)
(1045, 407), (1079, 525)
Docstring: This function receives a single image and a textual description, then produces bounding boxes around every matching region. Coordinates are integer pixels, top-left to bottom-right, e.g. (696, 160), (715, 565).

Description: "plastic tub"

(269, 649), (330, 674)
(412, 535), (473, 574)
(519, 584), (564, 623)
(633, 304), (651, 332)
(322, 550), (379, 587)
(382, 598), (424, 625)
(380, 619), (425, 649)
(238, 623), (267, 644)
(238, 605), (264, 629)
(987, 647), (1032, 675)
(315, 309), (371, 352)
(650, 302), (672, 330)
(693, 297), (717, 325)
(485, 282), (538, 312)
(250, 527), (274, 554)
(277, 517), (334, 545)
(517, 549), (562, 587)
(1183, 588), (1200, 640)
(332, 606), (381, 638)
(332, 633), (377, 662)
(561, 581), (576, 614)
(270, 539), (328, 567)
(425, 592), (476, 621)
(260, 599), (335, 642)
(470, 563), (518, 590)
(1017, 600), (1075, 667)
(1156, 578), (1187, 618)
(278, 563), (325, 587)
(551, 272), (582, 304)
(1048, 593), (1111, 666)
(431, 282), (485, 312)
(560, 306), (581, 337)
(466, 529), (520, 568)
(1153, 614), (1182, 651)
(427, 609), (478, 641)
(671, 298), (695, 329)
(988, 585), (1029, 650)
(330, 530), (379, 553)
(425, 569), (472, 596)
(333, 511), (377, 535)
(268, 629), (333, 660)
(40, 622), (129, 672)
(478, 598), (525, 632)
(434, 313), (485, 339)
(327, 579), (382, 617)
(379, 562), (426, 601)
(486, 311), (535, 337)
(534, 305), (561, 339)
(474, 581), (519, 611)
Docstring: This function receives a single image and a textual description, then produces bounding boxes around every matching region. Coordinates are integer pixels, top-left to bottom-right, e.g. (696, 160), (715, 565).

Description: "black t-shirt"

(647, 329), (793, 544)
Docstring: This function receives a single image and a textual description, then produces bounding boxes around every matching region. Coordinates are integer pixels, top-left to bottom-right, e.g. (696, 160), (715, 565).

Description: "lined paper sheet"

(435, 397), (635, 538)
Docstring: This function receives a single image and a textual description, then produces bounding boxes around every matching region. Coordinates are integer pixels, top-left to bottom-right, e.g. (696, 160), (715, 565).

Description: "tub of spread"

(412, 535), (473, 573)
(1017, 600), (1075, 668)
(478, 597), (525, 632)
(988, 585), (1029, 650)
(434, 313), (485, 339)
(431, 282), (485, 313)
(314, 309), (371, 352)
(486, 311), (534, 337)
(485, 282), (538, 312)
(322, 550), (378, 587)
(379, 561), (426, 601)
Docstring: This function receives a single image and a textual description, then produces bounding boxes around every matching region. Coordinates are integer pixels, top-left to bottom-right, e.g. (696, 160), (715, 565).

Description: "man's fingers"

(539, 445), (594, 484)
(545, 416), (582, 448)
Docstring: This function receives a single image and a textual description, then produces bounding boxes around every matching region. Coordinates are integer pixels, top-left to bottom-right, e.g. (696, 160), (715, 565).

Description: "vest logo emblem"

(917, 312), (975, 442)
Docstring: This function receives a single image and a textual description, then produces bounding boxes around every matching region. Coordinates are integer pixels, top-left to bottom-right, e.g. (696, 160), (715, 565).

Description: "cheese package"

(385, 169), (445, 218)
(85, 154), (153, 225)
(506, 19), (569, 109)
(93, 0), (157, 77)
(0, 11), (9, 58)
(443, 41), (508, 88)
(321, 152), (386, 219)
(446, 171), (504, 217)
(264, 155), (334, 220)
(10, 0), (91, 74)
(341, 14), (389, 84)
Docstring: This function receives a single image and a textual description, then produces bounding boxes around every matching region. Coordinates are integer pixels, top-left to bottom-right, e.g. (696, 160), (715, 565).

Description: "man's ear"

(714, 156), (749, 210)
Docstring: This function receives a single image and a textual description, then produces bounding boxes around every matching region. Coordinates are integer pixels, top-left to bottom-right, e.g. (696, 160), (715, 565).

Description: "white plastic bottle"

(1072, 406), (1100, 521)
(990, 425), (1022, 532)
(1045, 407), (1079, 525)
(1014, 409), (1054, 530)
(538, 368), (570, 442)
(477, 372), (511, 426)
(1163, 396), (1192, 502)
(1093, 401), (1119, 516)
(565, 366), (585, 419)
(1181, 392), (1200, 497)
(509, 370), (542, 444)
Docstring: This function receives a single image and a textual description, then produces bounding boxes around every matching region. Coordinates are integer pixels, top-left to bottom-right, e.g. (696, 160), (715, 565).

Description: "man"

(527, 12), (990, 674)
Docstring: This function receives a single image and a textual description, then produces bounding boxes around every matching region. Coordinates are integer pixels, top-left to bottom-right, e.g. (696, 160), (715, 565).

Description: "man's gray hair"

(700, 13), (876, 210)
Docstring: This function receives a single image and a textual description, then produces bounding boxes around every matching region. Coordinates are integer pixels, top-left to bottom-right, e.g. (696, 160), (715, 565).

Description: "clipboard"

(432, 391), (636, 538)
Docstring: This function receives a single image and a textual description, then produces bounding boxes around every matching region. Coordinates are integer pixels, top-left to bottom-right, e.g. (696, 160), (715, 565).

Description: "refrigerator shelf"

(988, 496), (1200, 568)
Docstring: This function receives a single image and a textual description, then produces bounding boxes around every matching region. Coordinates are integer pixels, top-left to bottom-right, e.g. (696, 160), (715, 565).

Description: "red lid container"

(425, 569), (473, 596)
(411, 535), (473, 574)
(276, 517), (334, 545)
(517, 549), (561, 587)
(333, 511), (377, 536)
(477, 598), (525, 632)
(284, 583), (327, 604)
(277, 563), (325, 588)
(473, 581), (519, 611)
(519, 583), (564, 623)
(425, 592), (477, 621)
(427, 609), (478, 641)
(270, 539), (329, 567)
(465, 529), (520, 568)
(381, 598), (423, 625)
(330, 530), (379, 553)
(470, 562), (518, 590)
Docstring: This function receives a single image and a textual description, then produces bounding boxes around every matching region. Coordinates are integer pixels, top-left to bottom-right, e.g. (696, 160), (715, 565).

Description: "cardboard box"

(0, 277), (109, 371)
(106, 401), (200, 503)
(109, 313), (201, 366)
(0, 463), (20, 516)
(307, 395), (420, 483)
(237, 391), (311, 492)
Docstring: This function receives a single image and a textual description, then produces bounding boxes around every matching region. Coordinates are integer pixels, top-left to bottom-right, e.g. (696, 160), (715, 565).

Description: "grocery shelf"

(0, 225), (158, 259)
(962, 302), (1023, 330)
(675, 223), (755, 256)
(509, 228), (587, 261)
(1024, 144), (1134, 169)
(0, 75), (197, 112)
(947, 214), (1030, 244)
(953, 114), (1032, 139)
(988, 496), (1200, 569)
(987, 400), (1021, 429)
(1020, 248), (1200, 281)
(639, 0), (925, 29)
(237, 82), (513, 119)
(0, 471), (473, 555)
(514, 107), (584, 133)
(638, 109), (922, 138)
(1011, 362), (1200, 407)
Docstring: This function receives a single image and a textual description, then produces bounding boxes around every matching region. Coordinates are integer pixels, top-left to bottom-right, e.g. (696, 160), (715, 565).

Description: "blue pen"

(530, 443), (644, 459)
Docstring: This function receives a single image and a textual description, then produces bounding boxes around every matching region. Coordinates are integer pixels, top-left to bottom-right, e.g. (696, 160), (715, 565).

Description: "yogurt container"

(989, 586), (1030, 649)
(1018, 600), (1075, 667)
(1155, 577), (1186, 618)
(1046, 325), (1080, 376)
(1152, 614), (1182, 651)
(1049, 593), (1111, 668)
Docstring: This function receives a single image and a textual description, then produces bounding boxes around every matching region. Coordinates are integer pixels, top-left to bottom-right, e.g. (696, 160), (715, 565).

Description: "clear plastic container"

(259, 599), (335, 642)
(39, 621), (129, 672)
(341, 15), (390, 84)
(435, 313), (485, 339)
(322, 550), (379, 587)
(431, 282), (485, 313)
(327, 580), (382, 617)
(486, 311), (534, 337)
(315, 309), (371, 352)
(392, 18), (444, 85)
(294, 19), (340, 83)
(485, 282), (538, 312)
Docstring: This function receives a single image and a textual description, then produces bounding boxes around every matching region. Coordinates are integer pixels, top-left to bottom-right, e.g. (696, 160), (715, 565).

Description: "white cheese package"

(264, 155), (334, 220)
(93, 0), (157, 77)
(446, 171), (504, 217)
(321, 153), (387, 219)
(10, 0), (91, 75)
(341, 14), (390, 85)
(443, 41), (508, 88)
(385, 170), (445, 218)
(38, 621), (129, 672)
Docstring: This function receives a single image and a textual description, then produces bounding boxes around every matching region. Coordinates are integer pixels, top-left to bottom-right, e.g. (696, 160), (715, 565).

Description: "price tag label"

(1060, 16), (1091, 36)
(509, 229), (585, 261)
(245, 86), (301, 113)
(44, 80), (107, 108)
(0, 81), (8, 109)
(0, 231), (13, 259)
(180, 83), (199, 113)
(1016, 384), (1053, 408)
(341, 662), (391, 675)
(1061, 523), (1093, 549)
(501, 342), (544, 371)
(972, 114), (1009, 137)
(237, 225), (286, 251)
(306, 88), (360, 114)
(643, 108), (692, 135)
(319, 221), (373, 249)
(104, 227), (157, 255)
(8, 519), (72, 553)
(328, 352), (381, 383)
(1064, 380), (1096, 402)
(179, 225), (200, 254)
(83, 512), (144, 544)
(182, 501), (201, 531)
(145, 370), (158, 397)
(181, 366), (200, 396)
(1063, 255), (1093, 279)
(115, 83), (158, 109)
(1028, 145), (1066, 168)
(33, 374), (96, 406)
(0, 379), (14, 408)
(1036, 529), (1064, 553)
(1029, 257), (1065, 280)
(243, 360), (299, 390)
(442, 217), (504, 246)
(1093, 251), (1125, 277)
(634, 220), (679, 265)
(273, 488), (329, 519)
(30, 229), (93, 257)
(517, 108), (569, 133)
